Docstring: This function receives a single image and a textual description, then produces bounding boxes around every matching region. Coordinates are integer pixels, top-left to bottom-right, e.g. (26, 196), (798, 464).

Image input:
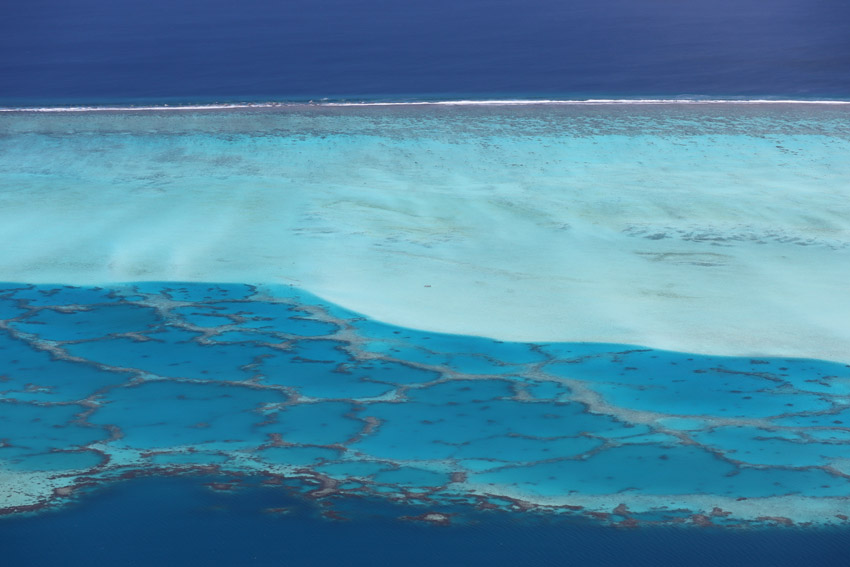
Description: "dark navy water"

(2, 475), (848, 567)
(2, 0), (850, 104)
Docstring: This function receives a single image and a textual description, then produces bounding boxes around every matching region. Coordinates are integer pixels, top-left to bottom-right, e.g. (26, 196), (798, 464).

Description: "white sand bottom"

(1, 105), (848, 361)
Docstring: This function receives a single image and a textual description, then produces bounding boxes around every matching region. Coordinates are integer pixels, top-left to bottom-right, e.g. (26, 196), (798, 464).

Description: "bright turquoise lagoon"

(1, 105), (849, 537)
(1, 281), (849, 528)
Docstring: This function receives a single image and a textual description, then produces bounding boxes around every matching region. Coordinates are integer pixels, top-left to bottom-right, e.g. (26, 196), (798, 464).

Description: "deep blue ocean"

(0, 475), (847, 567)
(2, 0), (850, 104)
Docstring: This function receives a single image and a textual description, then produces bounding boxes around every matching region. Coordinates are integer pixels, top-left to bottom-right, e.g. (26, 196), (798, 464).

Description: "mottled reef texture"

(1, 282), (850, 528)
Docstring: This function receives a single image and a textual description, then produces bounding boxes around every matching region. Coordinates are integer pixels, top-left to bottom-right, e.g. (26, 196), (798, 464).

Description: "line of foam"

(321, 98), (850, 106)
(2, 98), (850, 112)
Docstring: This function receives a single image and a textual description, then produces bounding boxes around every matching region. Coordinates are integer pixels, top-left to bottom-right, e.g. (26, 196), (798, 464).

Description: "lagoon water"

(0, 277), (849, 566)
(1, 105), (849, 360)
(1, 103), (850, 565)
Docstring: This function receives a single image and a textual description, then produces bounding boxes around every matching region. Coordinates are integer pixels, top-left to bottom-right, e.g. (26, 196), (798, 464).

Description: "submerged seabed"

(1, 282), (849, 528)
(1, 103), (849, 360)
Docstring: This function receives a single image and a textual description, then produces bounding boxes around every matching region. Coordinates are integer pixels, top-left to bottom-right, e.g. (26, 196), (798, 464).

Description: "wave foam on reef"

(2, 98), (850, 112)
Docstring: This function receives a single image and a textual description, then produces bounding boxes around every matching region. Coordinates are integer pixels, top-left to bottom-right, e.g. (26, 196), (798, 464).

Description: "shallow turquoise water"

(1, 281), (849, 527)
(3, 0), (850, 556)
(1, 105), (849, 535)
(2, 105), (849, 363)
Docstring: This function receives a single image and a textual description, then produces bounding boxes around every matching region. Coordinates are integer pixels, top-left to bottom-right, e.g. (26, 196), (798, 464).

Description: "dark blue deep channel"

(1, 475), (848, 567)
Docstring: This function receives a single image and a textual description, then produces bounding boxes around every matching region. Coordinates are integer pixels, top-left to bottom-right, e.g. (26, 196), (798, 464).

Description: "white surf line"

(0, 103), (283, 112)
(321, 98), (850, 106)
(2, 99), (850, 112)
